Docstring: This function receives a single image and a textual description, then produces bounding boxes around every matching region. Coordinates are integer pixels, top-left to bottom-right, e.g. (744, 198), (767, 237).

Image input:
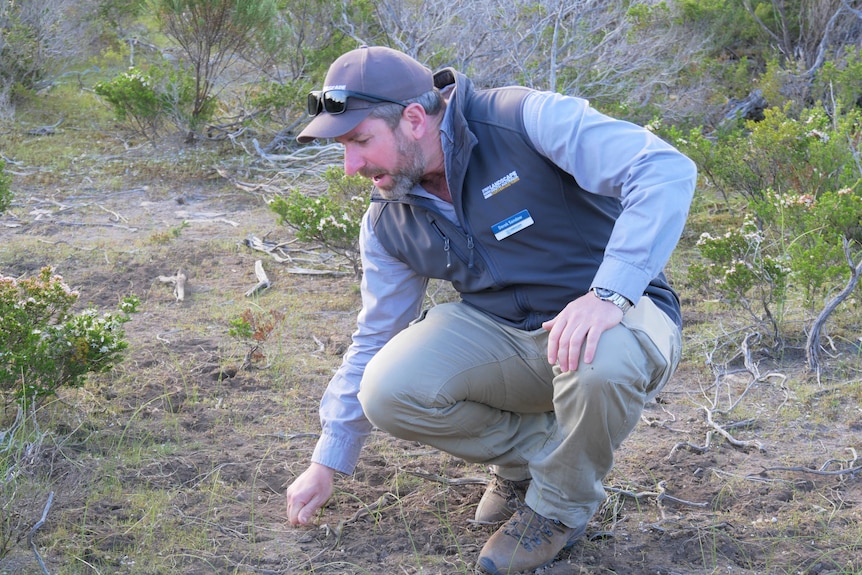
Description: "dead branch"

(606, 481), (708, 511)
(242, 234), (351, 276)
(97, 204), (128, 223)
(33, 220), (138, 232)
(245, 260), (271, 297)
(670, 332), (784, 460)
(806, 237), (862, 378)
(27, 491), (54, 575)
(401, 468), (489, 487)
(667, 406), (765, 460)
(252, 139), (343, 166)
(26, 117), (64, 136)
(243, 234), (294, 263)
(749, 448), (861, 481)
(176, 210), (239, 227)
(158, 269), (187, 302)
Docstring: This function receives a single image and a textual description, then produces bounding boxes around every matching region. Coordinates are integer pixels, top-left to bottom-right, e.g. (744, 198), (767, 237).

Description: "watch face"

(594, 288), (613, 299)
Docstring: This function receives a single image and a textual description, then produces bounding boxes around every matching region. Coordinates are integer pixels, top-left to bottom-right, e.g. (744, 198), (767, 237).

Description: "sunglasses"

(307, 89), (407, 117)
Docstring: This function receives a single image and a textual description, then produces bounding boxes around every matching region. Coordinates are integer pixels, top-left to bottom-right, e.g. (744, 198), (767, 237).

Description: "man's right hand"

(286, 462), (335, 525)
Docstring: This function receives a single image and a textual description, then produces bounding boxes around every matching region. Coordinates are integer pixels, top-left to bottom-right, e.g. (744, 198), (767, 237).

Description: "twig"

(257, 432), (320, 440)
(606, 481), (709, 509)
(32, 220), (138, 232)
(401, 468), (489, 487)
(27, 491), (55, 575)
(750, 465), (862, 478)
(97, 204), (128, 223)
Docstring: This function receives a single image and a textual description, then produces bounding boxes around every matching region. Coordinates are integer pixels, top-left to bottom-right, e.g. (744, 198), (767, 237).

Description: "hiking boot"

(474, 475), (530, 524)
(476, 504), (586, 575)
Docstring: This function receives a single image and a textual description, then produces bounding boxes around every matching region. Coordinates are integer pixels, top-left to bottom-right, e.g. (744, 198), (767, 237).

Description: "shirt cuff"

(311, 431), (365, 476)
(591, 256), (652, 306)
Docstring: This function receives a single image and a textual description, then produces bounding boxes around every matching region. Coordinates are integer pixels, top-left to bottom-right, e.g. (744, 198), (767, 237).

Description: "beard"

(361, 132), (426, 201)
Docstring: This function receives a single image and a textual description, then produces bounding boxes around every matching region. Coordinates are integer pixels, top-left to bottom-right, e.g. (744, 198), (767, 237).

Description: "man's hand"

(286, 462), (335, 526)
(542, 293), (623, 372)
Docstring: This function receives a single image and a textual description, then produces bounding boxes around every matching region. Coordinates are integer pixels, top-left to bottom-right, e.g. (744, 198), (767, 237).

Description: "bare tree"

(741, 0), (862, 74)
(331, 0), (709, 121)
(0, 0), (97, 114)
(155, 0), (278, 140)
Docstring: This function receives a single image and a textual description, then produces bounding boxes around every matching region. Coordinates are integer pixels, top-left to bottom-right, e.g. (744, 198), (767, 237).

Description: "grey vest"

(369, 69), (681, 330)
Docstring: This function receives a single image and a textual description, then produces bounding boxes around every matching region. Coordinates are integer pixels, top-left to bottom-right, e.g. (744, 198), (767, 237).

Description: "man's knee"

(358, 349), (431, 437)
(358, 366), (400, 433)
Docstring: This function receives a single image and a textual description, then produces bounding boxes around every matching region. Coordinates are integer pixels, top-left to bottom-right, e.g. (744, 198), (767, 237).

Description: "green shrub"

(675, 102), (862, 362)
(0, 267), (139, 408)
(0, 159), (11, 213)
(94, 63), (202, 139)
(690, 215), (790, 344)
(94, 67), (162, 137)
(269, 167), (370, 278)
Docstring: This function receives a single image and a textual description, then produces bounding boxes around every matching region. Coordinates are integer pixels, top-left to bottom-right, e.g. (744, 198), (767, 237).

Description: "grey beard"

(376, 173), (418, 200)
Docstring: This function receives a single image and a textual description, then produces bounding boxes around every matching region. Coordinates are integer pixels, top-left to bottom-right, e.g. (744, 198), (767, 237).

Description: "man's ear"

(401, 103), (428, 138)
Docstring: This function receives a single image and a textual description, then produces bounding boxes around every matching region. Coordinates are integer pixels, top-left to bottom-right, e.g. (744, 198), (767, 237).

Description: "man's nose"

(343, 147), (364, 177)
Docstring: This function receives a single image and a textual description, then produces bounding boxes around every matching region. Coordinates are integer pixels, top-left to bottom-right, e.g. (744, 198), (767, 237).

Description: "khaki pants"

(357, 297), (681, 528)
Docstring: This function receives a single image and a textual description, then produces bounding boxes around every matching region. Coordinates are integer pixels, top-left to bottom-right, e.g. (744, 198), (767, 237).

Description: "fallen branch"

(97, 204), (129, 223)
(27, 117), (64, 136)
(749, 448), (861, 482)
(667, 406), (764, 460)
(158, 269), (187, 302)
(606, 480), (709, 515)
(176, 210), (239, 227)
(252, 139), (343, 165)
(401, 468), (489, 487)
(32, 220), (138, 232)
(243, 234), (295, 263)
(245, 260), (271, 297)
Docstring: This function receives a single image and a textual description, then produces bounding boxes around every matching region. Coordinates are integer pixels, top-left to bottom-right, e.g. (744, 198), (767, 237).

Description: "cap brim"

(296, 108), (373, 144)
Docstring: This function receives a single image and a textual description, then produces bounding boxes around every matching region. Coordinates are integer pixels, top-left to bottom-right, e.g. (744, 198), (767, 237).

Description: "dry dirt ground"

(1, 147), (861, 575)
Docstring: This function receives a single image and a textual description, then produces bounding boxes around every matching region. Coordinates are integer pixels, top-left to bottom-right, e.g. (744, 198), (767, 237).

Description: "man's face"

(337, 117), (425, 201)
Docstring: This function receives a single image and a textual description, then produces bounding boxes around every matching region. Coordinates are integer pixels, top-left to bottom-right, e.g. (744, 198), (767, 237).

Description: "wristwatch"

(591, 287), (633, 314)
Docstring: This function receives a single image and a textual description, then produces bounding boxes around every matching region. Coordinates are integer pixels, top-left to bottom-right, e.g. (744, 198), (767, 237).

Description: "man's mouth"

(371, 173), (390, 187)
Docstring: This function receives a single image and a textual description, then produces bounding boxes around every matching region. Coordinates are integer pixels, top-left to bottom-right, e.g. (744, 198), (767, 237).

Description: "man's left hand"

(542, 293), (623, 372)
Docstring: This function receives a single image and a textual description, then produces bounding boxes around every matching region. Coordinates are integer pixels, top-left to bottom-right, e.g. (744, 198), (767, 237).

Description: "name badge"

(491, 209), (534, 241)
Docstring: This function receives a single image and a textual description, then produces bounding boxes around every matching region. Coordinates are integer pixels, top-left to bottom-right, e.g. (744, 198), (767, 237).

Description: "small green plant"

(0, 267), (139, 408)
(228, 308), (285, 370)
(149, 221), (190, 244)
(0, 158), (11, 213)
(269, 166), (371, 278)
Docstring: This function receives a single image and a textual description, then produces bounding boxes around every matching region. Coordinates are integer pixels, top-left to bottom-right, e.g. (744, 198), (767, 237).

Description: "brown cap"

(297, 46), (433, 144)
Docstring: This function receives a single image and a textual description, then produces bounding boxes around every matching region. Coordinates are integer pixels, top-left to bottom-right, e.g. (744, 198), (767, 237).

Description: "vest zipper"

(430, 221), (453, 268)
(467, 236), (474, 269)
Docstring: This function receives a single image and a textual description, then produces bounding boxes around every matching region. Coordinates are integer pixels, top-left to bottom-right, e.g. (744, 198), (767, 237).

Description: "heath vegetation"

(1, 1), (860, 574)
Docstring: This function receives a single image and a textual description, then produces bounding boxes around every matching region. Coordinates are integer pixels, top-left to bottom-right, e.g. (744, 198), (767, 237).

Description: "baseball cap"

(296, 46), (434, 143)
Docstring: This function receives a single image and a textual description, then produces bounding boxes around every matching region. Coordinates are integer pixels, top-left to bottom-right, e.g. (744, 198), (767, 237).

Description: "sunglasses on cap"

(307, 89), (407, 117)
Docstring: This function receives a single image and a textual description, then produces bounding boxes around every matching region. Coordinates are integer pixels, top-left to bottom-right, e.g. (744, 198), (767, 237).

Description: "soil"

(1, 146), (860, 575)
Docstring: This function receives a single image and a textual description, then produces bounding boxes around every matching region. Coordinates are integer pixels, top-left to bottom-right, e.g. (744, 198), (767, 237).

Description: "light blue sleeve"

(522, 91), (697, 304)
(311, 209), (427, 474)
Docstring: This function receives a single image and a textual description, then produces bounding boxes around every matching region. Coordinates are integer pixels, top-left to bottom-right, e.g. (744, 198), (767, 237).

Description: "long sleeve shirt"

(311, 89), (696, 475)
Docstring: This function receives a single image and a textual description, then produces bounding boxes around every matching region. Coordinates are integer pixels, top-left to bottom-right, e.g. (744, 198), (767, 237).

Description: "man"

(286, 45), (696, 575)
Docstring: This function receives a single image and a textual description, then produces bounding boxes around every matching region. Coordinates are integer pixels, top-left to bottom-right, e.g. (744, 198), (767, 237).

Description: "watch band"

(591, 287), (633, 314)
